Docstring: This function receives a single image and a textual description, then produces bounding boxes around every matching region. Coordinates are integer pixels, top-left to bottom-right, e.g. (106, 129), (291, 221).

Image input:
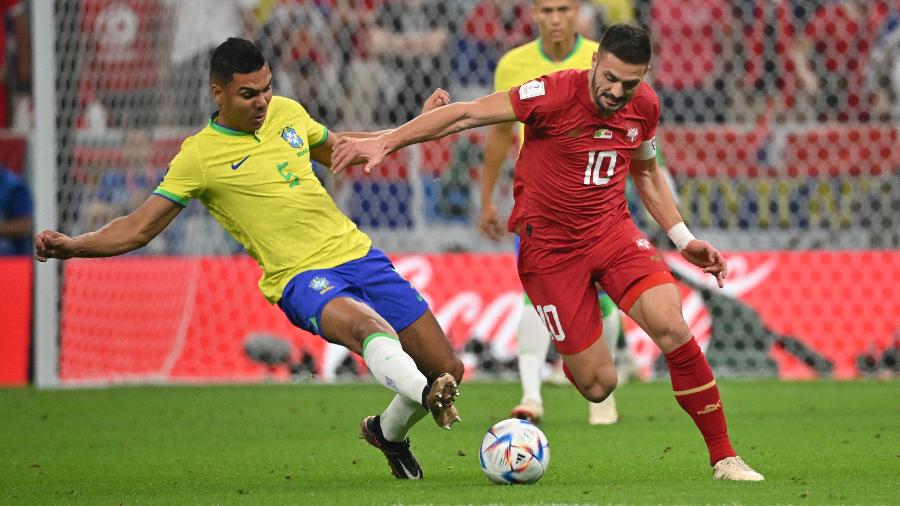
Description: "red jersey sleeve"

(508, 71), (580, 130)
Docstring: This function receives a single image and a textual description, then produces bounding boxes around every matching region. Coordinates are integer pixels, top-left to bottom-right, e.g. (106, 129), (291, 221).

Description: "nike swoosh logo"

(231, 155), (251, 170)
(385, 354), (401, 361)
(397, 460), (421, 479)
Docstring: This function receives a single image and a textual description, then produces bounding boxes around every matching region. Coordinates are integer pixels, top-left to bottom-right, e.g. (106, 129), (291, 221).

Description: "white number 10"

(535, 305), (566, 342)
(584, 150), (617, 186)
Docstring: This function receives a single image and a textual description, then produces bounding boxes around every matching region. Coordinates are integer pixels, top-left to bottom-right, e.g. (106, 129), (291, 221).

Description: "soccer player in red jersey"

(331, 24), (764, 481)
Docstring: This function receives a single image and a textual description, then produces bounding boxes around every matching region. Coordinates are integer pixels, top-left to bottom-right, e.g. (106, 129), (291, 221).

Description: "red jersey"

(507, 69), (659, 250)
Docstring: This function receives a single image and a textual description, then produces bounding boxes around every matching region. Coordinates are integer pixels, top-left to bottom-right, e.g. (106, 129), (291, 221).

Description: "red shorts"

(517, 219), (673, 355)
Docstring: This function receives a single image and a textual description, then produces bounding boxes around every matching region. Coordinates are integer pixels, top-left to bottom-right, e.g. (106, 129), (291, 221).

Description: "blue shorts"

(277, 247), (429, 337)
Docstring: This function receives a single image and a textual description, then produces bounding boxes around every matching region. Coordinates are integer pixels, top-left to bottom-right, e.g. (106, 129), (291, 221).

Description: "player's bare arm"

(479, 121), (515, 241)
(34, 195), (182, 261)
(311, 88), (451, 167)
(330, 91), (517, 175)
(629, 156), (728, 287)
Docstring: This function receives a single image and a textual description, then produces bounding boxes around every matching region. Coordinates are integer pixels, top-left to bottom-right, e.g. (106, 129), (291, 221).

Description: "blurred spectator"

(648, 0), (737, 123)
(367, 0), (456, 125)
(82, 130), (165, 247)
(578, 0), (636, 40)
(452, 0), (533, 100)
(78, 0), (165, 131)
(1, 0), (29, 130)
(867, 5), (900, 121)
(166, 0), (257, 127)
(0, 164), (32, 255)
(319, 0), (384, 130)
(791, 0), (892, 123)
(737, 0), (800, 122)
(257, 2), (337, 124)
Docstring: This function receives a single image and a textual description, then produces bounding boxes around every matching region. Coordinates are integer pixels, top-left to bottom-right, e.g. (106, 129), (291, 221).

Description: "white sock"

(517, 302), (551, 405)
(380, 394), (428, 442)
(362, 333), (428, 406)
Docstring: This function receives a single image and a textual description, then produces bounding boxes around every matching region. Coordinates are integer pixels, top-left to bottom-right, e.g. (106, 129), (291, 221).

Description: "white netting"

(43, 0), (899, 384)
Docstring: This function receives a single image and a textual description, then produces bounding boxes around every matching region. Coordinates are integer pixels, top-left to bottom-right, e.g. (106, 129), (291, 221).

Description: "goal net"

(38, 0), (899, 385)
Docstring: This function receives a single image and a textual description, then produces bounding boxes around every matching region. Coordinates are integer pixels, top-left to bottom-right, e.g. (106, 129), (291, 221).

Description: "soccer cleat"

(510, 399), (544, 425)
(588, 393), (618, 425)
(712, 456), (765, 481)
(359, 415), (423, 480)
(426, 373), (461, 429)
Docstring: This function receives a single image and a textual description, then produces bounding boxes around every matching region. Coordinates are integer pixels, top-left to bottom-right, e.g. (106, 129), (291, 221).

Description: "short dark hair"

(598, 24), (651, 65)
(210, 37), (266, 85)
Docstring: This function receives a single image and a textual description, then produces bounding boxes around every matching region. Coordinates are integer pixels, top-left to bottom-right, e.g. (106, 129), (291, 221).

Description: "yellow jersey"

(154, 96), (372, 303)
(495, 35), (599, 142)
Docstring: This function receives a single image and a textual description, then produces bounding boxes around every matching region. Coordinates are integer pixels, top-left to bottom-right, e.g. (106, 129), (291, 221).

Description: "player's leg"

(625, 282), (763, 481)
(359, 247), (462, 429)
(518, 253), (617, 404)
(511, 233), (549, 423)
(589, 292), (620, 425)
(511, 292), (550, 424)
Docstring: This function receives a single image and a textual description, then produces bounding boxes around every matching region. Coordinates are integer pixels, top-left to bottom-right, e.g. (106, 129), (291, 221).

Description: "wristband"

(667, 222), (695, 251)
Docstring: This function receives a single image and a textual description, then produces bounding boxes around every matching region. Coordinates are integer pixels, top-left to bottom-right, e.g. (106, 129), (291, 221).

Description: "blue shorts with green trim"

(277, 247), (429, 337)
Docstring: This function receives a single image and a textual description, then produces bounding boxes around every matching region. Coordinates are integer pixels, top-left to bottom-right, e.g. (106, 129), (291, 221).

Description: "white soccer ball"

(479, 418), (550, 484)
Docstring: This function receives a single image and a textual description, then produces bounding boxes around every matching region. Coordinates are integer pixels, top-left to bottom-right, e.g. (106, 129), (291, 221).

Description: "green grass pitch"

(2, 379), (898, 505)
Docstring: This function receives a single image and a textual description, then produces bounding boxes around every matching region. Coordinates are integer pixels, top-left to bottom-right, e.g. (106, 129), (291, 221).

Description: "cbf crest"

(309, 276), (333, 295)
(281, 126), (304, 149)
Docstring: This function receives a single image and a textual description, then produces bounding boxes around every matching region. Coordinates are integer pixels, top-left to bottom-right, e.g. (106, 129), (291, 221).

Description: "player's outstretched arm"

(34, 195), (182, 262)
(329, 91), (516, 175)
(630, 156), (728, 287)
(311, 89), (452, 167)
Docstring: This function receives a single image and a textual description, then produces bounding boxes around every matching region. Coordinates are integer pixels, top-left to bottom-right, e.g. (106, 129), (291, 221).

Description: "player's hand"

(34, 230), (76, 262)
(479, 201), (503, 241)
(421, 88), (450, 114)
(330, 135), (389, 175)
(680, 239), (728, 288)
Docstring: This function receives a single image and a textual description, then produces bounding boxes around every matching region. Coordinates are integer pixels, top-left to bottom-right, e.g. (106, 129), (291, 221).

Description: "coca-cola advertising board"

(58, 251), (899, 384)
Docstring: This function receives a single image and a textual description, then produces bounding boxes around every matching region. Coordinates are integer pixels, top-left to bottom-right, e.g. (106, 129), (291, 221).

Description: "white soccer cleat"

(712, 456), (765, 481)
(588, 393), (618, 425)
(510, 399), (544, 425)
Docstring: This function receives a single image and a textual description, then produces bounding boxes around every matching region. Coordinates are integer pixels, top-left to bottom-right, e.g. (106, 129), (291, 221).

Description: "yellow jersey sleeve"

(153, 138), (205, 206)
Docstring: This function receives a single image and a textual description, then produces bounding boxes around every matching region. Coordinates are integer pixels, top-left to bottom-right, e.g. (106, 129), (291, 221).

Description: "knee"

(581, 380), (617, 403)
(577, 369), (618, 403)
(651, 319), (692, 352)
(352, 317), (393, 343)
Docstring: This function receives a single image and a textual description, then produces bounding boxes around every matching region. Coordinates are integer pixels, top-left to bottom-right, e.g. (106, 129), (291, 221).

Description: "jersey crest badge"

(281, 126), (304, 149)
(309, 276), (334, 294)
(594, 129), (613, 139)
(635, 238), (651, 250)
(519, 80), (545, 100)
(626, 128), (639, 143)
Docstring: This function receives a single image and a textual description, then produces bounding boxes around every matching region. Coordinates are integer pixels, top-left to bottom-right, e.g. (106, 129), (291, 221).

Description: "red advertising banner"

(59, 251), (900, 384)
(0, 257), (32, 385)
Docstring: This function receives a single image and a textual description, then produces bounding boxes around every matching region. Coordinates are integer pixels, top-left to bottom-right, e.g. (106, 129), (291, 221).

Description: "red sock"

(665, 337), (736, 465)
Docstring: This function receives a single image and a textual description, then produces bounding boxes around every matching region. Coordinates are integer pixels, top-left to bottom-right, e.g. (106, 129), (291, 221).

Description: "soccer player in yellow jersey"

(479, 0), (621, 426)
(34, 38), (461, 480)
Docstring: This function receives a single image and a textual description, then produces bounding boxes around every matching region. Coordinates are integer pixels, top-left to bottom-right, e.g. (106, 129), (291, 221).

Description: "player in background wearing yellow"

(34, 38), (461, 481)
(479, 0), (621, 426)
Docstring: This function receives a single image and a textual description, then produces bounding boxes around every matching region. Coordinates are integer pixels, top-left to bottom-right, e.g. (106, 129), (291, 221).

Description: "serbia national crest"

(281, 126), (304, 149)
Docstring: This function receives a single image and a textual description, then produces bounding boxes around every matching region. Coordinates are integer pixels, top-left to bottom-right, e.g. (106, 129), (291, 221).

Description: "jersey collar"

(537, 34), (582, 64)
(209, 112), (262, 142)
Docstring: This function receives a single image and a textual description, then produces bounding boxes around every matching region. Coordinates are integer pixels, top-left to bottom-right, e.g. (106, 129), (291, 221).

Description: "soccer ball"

(479, 418), (550, 484)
